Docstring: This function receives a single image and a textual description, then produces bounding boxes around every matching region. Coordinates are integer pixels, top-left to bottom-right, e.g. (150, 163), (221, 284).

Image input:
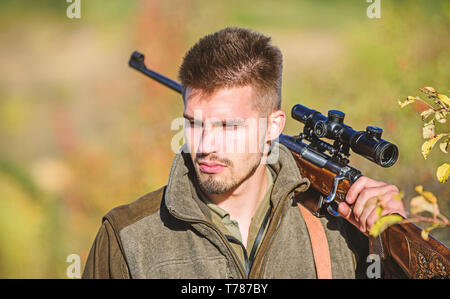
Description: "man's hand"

(337, 176), (406, 235)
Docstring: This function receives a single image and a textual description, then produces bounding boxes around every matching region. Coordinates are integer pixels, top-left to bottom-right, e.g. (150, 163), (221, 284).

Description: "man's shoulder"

(102, 186), (167, 233)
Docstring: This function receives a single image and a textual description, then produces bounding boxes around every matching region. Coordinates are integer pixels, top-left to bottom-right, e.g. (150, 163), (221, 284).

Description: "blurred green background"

(0, 0), (448, 278)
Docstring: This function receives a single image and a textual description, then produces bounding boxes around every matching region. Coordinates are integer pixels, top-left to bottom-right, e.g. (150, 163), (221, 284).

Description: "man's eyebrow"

(223, 118), (246, 125)
(183, 114), (247, 126)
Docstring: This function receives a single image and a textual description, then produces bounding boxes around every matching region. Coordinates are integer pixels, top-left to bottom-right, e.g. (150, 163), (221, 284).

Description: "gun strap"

(297, 203), (332, 279)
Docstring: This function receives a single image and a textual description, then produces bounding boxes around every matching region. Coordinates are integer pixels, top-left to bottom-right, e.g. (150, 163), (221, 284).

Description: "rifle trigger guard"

(327, 204), (341, 217)
(324, 173), (346, 217)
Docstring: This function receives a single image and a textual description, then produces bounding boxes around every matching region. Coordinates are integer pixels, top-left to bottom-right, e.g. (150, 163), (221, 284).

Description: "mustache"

(194, 153), (233, 167)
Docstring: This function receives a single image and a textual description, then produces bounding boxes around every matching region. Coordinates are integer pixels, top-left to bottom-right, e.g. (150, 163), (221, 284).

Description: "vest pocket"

(146, 255), (230, 278)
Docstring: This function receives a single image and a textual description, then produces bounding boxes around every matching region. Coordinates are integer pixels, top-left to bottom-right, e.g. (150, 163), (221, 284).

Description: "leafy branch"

(370, 87), (449, 240)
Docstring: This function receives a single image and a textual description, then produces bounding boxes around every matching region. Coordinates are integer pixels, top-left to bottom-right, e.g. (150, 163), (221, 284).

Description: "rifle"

(128, 51), (450, 278)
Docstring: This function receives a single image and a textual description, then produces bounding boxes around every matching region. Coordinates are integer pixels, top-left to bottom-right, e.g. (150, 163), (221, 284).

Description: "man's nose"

(198, 125), (222, 154)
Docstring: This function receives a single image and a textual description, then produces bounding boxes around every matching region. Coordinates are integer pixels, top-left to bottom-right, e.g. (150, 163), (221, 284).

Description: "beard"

(194, 153), (262, 194)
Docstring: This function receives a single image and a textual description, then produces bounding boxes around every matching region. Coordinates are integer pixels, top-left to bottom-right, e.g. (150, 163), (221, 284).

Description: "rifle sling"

(297, 203), (332, 279)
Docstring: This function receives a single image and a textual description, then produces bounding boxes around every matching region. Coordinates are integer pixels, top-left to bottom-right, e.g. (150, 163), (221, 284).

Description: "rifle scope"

(291, 104), (399, 167)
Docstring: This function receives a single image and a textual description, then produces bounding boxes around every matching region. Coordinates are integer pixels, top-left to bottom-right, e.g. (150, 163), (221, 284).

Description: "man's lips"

(198, 161), (227, 174)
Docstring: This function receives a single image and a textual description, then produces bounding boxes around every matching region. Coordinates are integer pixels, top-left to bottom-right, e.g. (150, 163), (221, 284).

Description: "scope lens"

(378, 144), (398, 167)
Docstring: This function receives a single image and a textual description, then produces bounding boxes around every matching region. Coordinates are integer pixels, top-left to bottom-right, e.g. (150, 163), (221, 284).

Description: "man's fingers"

(345, 176), (386, 205)
(366, 211), (380, 232)
(358, 200), (377, 232)
(379, 198), (407, 219)
(338, 202), (351, 218)
(337, 202), (358, 228)
(365, 200), (405, 232)
(339, 176), (404, 234)
(352, 184), (398, 220)
(363, 191), (406, 232)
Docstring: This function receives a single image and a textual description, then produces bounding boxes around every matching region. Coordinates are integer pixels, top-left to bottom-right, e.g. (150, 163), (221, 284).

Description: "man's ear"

(266, 110), (286, 141)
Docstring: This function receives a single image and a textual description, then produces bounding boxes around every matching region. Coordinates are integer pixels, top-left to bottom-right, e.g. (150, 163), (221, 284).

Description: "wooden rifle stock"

(289, 149), (450, 279)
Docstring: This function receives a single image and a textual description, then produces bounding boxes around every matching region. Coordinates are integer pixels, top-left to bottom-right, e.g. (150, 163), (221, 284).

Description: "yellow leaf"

(369, 214), (404, 237)
(440, 138), (449, 154)
(435, 111), (447, 123)
(438, 94), (450, 107)
(422, 123), (435, 139)
(375, 205), (383, 219)
(410, 195), (437, 215)
(394, 192), (404, 201)
(414, 185), (438, 204)
(421, 228), (429, 240)
(436, 163), (450, 183)
(421, 134), (446, 159)
(420, 108), (435, 121)
(420, 222), (443, 241)
(420, 87), (437, 95)
(398, 96), (416, 108)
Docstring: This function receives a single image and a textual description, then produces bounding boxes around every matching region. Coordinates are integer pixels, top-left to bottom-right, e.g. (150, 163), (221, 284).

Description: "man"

(82, 27), (405, 278)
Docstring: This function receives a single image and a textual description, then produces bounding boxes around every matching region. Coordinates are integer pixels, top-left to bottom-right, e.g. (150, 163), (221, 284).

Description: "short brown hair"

(178, 27), (283, 115)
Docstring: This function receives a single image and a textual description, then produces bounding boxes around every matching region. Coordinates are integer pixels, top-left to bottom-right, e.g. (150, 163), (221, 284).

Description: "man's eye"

(224, 124), (237, 130)
(188, 120), (203, 128)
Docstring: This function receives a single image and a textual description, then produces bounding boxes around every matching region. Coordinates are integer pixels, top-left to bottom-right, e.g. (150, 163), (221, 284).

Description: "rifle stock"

(382, 221), (449, 278)
(289, 148), (450, 279)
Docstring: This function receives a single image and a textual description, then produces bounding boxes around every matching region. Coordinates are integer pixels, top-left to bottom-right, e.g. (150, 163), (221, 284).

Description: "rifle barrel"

(129, 51), (182, 94)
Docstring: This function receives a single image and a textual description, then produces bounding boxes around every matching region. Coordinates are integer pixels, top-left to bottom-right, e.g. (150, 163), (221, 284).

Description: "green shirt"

(199, 167), (274, 270)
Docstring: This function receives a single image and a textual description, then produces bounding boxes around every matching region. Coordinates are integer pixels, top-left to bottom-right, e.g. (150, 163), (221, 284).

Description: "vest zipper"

(224, 235), (250, 276)
(256, 202), (286, 278)
(254, 187), (300, 278)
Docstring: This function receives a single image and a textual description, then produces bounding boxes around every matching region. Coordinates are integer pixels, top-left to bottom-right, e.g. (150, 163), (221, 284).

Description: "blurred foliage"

(0, 0), (448, 277)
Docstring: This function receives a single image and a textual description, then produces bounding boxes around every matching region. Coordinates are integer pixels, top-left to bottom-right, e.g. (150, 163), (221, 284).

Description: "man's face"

(183, 85), (268, 194)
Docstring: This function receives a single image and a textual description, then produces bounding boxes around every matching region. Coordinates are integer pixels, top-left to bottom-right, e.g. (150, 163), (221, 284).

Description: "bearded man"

(83, 27), (405, 279)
